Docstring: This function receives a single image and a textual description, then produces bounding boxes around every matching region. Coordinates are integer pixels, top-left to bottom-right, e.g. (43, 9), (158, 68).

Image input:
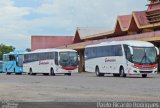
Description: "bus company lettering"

(105, 58), (116, 62)
(39, 61), (49, 65)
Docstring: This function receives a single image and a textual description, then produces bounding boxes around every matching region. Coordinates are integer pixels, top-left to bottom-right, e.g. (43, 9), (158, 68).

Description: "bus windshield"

(132, 47), (157, 64)
(59, 52), (78, 66)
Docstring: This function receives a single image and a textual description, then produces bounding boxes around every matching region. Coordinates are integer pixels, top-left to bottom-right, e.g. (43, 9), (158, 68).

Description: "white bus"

(85, 40), (159, 78)
(23, 49), (79, 76)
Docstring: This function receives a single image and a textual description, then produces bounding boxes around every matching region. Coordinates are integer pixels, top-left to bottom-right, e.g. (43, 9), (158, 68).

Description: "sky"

(0, 0), (148, 50)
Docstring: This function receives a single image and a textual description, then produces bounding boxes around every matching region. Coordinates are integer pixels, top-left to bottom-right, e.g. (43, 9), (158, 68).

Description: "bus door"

(17, 55), (23, 67)
(55, 52), (59, 70)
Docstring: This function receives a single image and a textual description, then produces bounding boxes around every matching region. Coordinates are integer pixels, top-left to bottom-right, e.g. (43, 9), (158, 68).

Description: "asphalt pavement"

(0, 72), (159, 102)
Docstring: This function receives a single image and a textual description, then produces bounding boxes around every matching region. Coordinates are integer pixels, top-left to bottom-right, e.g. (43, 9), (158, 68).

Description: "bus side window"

(55, 52), (59, 65)
(90, 48), (94, 59)
(96, 47), (101, 57)
(115, 45), (123, 56)
(9, 55), (16, 61)
(3, 55), (8, 61)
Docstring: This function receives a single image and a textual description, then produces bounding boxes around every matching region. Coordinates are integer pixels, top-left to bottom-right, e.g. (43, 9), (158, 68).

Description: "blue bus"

(3, 51), (25, 75)
(0, 61), (3, 73)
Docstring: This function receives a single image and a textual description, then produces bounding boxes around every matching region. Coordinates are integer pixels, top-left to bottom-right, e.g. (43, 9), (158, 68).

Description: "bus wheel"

(30, 68), (36, 75)
(142, 74), (147, 78)
(67, 73), (71, 76)
(50, 69), (55, 76)
(6, 72), (11, 75)
(29, 68), (32, 75)
(95, 67), (104, 77)
(120, 67), (126, 77)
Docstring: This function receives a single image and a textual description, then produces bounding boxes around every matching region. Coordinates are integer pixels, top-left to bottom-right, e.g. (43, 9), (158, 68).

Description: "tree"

(0, 44), (15, 60)
(25, 48), (31, 52)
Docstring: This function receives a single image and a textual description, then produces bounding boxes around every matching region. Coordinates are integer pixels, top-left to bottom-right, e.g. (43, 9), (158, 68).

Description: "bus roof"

(86, 40), (154, 48)
(24, 48), (77, 54)
(3, 51), (26, 55)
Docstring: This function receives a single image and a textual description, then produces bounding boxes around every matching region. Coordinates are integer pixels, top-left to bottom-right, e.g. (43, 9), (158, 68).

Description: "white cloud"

(0, 0), (31, 49)
(0, 0), (30, 20)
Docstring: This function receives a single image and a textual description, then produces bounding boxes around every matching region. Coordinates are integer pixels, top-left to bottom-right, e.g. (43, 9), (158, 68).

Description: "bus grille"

(140, 71), (152, 73)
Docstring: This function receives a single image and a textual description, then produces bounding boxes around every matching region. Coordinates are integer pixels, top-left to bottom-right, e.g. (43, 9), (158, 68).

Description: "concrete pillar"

(77, 49), (85, 72)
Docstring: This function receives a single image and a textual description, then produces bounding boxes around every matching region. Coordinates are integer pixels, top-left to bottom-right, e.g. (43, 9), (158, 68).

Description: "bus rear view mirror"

(155, 47), (159, 55)
(128, 46), (133, 55)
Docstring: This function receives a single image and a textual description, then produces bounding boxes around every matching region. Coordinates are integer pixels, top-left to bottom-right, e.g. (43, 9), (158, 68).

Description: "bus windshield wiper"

(140, 53), (146, 64)
(140, 52), (153, 64)
(146, 56), (153, 64)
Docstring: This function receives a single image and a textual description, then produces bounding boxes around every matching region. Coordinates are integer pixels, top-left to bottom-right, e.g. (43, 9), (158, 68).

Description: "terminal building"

(31, 0), (160, 72)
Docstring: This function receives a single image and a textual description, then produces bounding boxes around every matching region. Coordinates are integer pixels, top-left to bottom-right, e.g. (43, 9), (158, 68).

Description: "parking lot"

(0, 73), (160, 102)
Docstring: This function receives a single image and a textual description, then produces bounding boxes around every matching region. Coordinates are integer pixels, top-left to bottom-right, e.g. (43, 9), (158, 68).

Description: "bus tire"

(29, 68), (32, 75)
(6, 72), (11, 75)
(119, 67), (126, 77)
(28, 68), (32, 75)
(50, 68), (55, 76)
(67, 73), (71, 76)
(95, 67), (104, 77)
(142, 74), (147, 78)
(30, 68), (36, 75)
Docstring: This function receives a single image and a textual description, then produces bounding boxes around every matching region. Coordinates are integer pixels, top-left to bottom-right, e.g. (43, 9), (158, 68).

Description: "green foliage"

(25, 48), (31, 52)
(0, 44), (15, 60)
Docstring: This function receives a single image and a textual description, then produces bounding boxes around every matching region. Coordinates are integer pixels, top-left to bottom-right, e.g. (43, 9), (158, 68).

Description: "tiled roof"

(117, 15), (132, 30)
(76, 27), (112, 39)
(133, 11), (150, 26)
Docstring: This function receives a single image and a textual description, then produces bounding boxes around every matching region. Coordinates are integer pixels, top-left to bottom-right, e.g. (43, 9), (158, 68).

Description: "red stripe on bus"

(62, 66), (77, 70)
(134, 64), (157, 69)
